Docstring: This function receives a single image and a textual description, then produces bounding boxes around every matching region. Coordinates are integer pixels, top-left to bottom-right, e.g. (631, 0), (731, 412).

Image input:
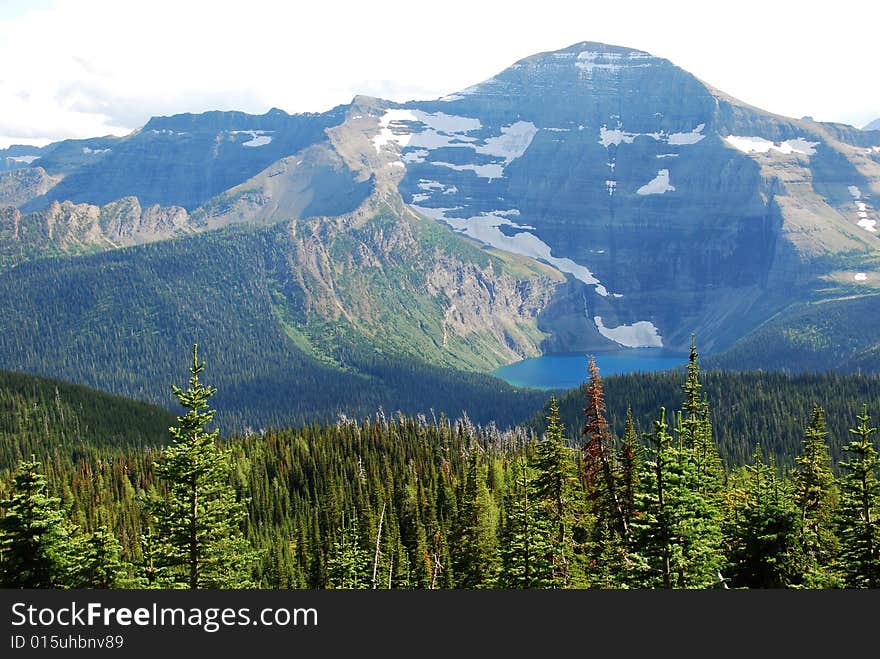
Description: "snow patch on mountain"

(637, 169), (675, 195)
(475, 121), (539, 163)
(575, 50), (653, 77)
(848, 186), (877, 232)
(373, 109), (536, 178)
(599, 126), (638, 148)
(594, 316), (664, 348)
(411, 204), (612, 296)
(599, 122), (705, 149)
(723, 135), (819, 156)
(430, 161), (504, 180)
(403, 149), (429, 163)
(227, 130), (273, 147)
(667, 123), (705, 145)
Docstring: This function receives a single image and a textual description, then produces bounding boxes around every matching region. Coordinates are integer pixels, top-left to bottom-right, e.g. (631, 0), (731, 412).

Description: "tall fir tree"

(326, 512), (371, 589)
(618, 406), (641, 526)
(68, 525), (127, 588)
(150, 344), (255, 589)
(791, 405), (840, 587)
(680, 337), (725, 494)
(835, 405), (880, 588)
(0, 458), (71, 588)
(497, 456), (555, 588)
(533, 397), (583, 587)
(628, 408), (675, 588)
(451, 447), (498, 588)
(629, 407), (726, 589)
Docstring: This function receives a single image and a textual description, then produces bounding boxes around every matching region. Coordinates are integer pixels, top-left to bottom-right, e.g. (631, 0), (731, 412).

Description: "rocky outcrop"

(0, 167), (59, 208)
(0, 197), (192, 267)
(261, 192), (561, 371)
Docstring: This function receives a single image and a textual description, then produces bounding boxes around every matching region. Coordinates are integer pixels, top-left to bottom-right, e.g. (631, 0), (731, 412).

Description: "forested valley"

(1, 342), (879, 589)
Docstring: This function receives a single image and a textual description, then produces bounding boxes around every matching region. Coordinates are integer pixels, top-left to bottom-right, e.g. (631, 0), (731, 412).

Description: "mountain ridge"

(0, 41), (878, 424)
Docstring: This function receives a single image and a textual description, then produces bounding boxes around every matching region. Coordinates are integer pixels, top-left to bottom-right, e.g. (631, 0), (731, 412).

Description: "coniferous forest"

(1, 341), (879, 590)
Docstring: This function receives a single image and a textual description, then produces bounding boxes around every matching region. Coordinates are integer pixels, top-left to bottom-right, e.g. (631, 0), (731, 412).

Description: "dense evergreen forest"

(548, 369), (880, 468)
(1, 344), (879, 589)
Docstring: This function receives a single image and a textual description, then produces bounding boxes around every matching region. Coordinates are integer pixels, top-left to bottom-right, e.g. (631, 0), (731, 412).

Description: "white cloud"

(0, 0), (876, 148)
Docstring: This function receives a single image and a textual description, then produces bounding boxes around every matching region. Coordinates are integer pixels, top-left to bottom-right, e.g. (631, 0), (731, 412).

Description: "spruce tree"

(497, 457), (554, 588)
(150, 344), (255, 589)
(533, 397), (582, 587)
(680, 337), (724, 493)
(0, 458), (70, 588)
(835, 405), (880, 588)
(726, 447), (802, 588)
(792, 405), (840, 586)
(68, 525), (127, 588)
(618, 406), (641, 525)
(629, 408), (726, 589)
(628, 408), (675, 588)
(326, 512), (371, 589)
(451, 448), (498, 588)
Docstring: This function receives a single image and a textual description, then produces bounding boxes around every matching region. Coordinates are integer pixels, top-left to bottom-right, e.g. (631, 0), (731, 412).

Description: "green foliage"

(0, 220), (549, 432)
(451, 447), (499, 588)
(548, 369), (880, 468)
(532, 397), (584, 587)
(497, 457), (555, 588)
(0, 369), (175, 470)
(68, 525), (127, 588)
(4, 343), (880, 590)
(835, 405), (880, 587)
(707, 293), (880, 374)
(627, 408), (725, 589)
(725, 447), (803, 588)
(0, 458), (70, 587)
(792, 406), (840, 586)
(326, 512), (372, 589)
(149, 345), (255, 589)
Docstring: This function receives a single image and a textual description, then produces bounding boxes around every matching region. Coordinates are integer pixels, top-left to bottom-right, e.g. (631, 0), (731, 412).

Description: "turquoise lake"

(493, 349), (688, 390)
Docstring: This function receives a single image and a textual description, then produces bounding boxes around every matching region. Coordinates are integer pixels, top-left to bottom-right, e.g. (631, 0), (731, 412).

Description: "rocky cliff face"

(0, 197), (193, 267)
(261, 193), (561, 370)
(0, 167), (59, 208)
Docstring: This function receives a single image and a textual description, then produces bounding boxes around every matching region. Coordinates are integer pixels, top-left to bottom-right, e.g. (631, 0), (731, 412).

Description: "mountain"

(864, 118), (880, 131)
(0, 41), (879, 426)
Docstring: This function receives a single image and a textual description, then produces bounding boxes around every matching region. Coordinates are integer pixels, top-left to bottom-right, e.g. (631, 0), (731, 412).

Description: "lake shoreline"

(493, 349), (689, 390)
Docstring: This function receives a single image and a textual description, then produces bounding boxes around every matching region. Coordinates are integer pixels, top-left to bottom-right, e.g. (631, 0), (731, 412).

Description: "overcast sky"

(1, 0), (877, 148)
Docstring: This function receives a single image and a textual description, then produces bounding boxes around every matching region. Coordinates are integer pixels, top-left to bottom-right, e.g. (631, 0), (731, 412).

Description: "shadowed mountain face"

(0, 41), (879, 423)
